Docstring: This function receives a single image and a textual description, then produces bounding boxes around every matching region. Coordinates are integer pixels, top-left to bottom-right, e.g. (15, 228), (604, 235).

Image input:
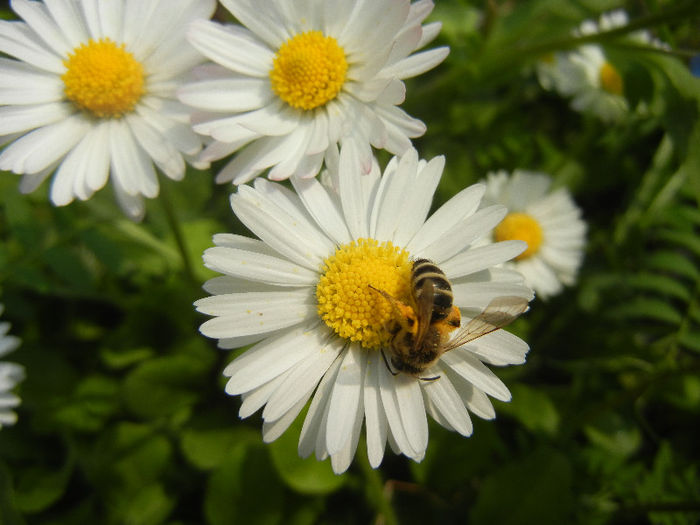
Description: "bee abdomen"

(411, 259), (454, 322)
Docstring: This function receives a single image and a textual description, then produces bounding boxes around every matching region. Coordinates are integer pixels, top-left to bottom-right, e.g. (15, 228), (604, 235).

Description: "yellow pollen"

(599, 61), (623, 95)
(270, 30), (347, 111)
(62, 38), (145, 118)
(493, 212), (543, 260)
(316, 238), (412, 349)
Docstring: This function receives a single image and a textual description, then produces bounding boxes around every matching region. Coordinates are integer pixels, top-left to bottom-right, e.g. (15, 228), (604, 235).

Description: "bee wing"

(442, 296), (529, 352)
(413, 278), (436, 350)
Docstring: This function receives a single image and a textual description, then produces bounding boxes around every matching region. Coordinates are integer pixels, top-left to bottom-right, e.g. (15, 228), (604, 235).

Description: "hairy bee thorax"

(411, 258), (454, 322)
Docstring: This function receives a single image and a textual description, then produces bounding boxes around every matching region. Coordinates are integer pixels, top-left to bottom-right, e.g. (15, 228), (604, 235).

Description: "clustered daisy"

(0, 0), (216, 219)
(536, 9), (659, 123)
(195, 148), (534, 473)
(179, 0), (449, 184)
(483, 170), (587, 299)
(1, 303), (24, 429)
(0, 0), (594, 474)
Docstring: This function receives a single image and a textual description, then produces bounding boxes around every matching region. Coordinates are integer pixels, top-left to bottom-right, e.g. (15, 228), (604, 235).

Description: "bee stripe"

(411, 259), (454, 322)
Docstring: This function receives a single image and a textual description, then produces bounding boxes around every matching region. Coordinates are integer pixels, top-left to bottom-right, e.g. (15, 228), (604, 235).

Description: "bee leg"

(380, 349), (399, 376)
(419, 374), (441, 382)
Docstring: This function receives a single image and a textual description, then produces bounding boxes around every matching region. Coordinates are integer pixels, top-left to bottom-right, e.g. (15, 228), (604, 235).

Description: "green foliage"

(2, 1), (700, 524)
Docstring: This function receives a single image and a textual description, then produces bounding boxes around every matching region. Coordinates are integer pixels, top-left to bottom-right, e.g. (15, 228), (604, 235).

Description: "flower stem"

(158, 178), (198, 286)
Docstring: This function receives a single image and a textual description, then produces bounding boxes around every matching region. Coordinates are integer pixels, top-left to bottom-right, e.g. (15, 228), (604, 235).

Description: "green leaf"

(120, 484), (175, 525)
(181, 426), (259, 471)
(205, 444), (284, 525)
(53, 375), (120, 432)
(624, 273), (692, 301)
(678, 331), (700, 354)
(14, 461), (73, 514)
(647, 251), (699, 281)
(123, 344), (214, 420)
(0, 462), (24, 525)
(610, 298), (683, 325)
(497, 384), (560, 435)
(469, 448), (574, 525)
(269, 414), (345, 495)
(584, 413), (642, 458)
(100, 346), (155, 370)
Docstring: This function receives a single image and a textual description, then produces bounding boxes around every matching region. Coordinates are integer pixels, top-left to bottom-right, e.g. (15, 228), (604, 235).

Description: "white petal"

(197, 289), (316, 340)
(239, 373), (288, 418)
(0, 102), (72, 135)
(231, 185), (333, 270)
(262, 393), (310, 443)
(414, 205), (507, 264)
(326, 344), (364, 455)
(464, 329), (529, 367)
(382, 47), (449, 79)
(298, 351), (344, 458)
(108, 119), (158, 198)
(291, 176), (352, 245)
(12, 0), (71, 56)
(187, 19), (274, 77)
(441, 241), (527, 280)
(0, 114), (88, 174)
(0, 58), (64, 105)
(0, 19), (64, 73)
(364, 352), (388, 468)
(126, 114), (184, 180)
(262, 336), (343, 422)
(222, 322), (325, 394)
(422, 369), (473, 436)
(442, 350), (511, 402)
(406, 183), (485, 255)
(203, 246), (317, 286)
(378, 361), (417, 458)
(220, 0), (289, 48)
(178, 77), (273, 112)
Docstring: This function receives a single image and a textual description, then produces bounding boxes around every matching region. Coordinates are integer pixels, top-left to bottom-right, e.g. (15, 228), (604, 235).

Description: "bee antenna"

(380, 349), (399, 376)
(419, 374), (441, 382)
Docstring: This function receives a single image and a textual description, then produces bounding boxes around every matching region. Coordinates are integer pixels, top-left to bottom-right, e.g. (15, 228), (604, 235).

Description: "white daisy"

(537, 10), (637, 123)
(195, 147), (534, 474)
(1, 303), (24, 429)
(0, 0), (216, 220)
(179, 0), (449, 185)
(482, 170), (586, 300)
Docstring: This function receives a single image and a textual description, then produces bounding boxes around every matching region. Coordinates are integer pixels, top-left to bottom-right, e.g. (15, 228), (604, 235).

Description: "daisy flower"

(537, 10), (642, 123)
(483, 170), (586, 300)
(1, 304), (24, 429)
(195, 147), (534, 473)
(179, 0), (449, 185)
(0, 0), (216, 220)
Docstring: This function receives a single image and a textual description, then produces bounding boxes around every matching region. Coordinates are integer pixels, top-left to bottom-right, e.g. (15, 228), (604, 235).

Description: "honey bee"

(370, 258), (529, 380)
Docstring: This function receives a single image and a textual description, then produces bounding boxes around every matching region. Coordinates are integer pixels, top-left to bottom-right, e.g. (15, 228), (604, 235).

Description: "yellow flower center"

(493, 212), (543, 260)
(316, 238), (412, 349)
(599, 61), (623, 95)
(62, 38), (145, 118)
(270, 30), (348, 111)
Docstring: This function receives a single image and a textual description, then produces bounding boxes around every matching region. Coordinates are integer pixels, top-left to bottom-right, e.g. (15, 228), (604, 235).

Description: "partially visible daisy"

(537, 10), (651, 123)
(195, 147), (533, 473)
(179, 0), (449, 184)
(482, 170), (586, 300)
(0, 0), (216, 220)
(1, 303), (24, 429)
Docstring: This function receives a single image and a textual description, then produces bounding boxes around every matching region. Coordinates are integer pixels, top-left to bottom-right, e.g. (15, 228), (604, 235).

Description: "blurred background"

(1, 0), (700, 523)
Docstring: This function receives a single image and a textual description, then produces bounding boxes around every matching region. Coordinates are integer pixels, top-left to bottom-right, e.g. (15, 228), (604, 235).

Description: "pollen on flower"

(270, 30), (347, 111)
(494, 212), (543, 260)
(62, 38), (145, 118)
(316, 238), (412, 349)
(599, 61), (623, 95)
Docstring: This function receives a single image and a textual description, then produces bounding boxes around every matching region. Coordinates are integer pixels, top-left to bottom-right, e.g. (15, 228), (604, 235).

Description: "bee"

(370, 258), (529, 380)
